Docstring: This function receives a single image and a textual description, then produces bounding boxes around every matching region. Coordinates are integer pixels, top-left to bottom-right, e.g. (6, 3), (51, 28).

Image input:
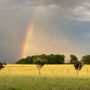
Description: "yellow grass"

(1, 64), (90, 77)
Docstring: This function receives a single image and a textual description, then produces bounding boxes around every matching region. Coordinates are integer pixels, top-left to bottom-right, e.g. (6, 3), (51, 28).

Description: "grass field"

(0, 64), (90, 90)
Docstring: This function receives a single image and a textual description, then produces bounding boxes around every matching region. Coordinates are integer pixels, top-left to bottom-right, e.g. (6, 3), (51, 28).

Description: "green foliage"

(70, 55), (78, 64)
(81, 55), (90, 64)
(33, 56), (46, 65)
(55, 54), (65, 64)
(46, 54), (65, 64)
(33, 56), (46, 74)
(16, 54), (65, 64)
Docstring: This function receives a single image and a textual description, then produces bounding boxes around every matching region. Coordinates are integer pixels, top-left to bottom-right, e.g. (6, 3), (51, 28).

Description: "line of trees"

(16, 54), (90, 64)
(16, 54), (65, 64)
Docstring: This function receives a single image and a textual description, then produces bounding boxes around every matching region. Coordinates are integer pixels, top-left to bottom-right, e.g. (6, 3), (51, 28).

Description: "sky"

(0, 0), (90, 63)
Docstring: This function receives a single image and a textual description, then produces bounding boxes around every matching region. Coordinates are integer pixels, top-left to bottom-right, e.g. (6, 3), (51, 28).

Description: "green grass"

(0, 74), (90, 90)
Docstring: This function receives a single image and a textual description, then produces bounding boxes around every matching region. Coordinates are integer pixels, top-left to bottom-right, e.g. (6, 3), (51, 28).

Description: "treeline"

(16, 54), (65, 64)
(16, 54), (90, 64)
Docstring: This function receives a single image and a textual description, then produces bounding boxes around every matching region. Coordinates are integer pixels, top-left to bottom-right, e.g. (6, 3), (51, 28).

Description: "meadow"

(0, 64), (90, 90)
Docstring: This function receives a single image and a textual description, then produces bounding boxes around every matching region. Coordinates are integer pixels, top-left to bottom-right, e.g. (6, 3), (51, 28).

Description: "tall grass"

(0, 75), (90, 90)
(0, 64), (90, 90)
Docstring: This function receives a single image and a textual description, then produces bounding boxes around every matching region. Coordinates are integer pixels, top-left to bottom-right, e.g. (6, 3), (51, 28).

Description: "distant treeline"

(16, 54), (90, 64)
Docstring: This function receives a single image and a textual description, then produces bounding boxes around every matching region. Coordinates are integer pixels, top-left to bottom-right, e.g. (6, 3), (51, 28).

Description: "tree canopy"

(16, 54), (90, 64)
(16, 54), (65, 64)
(70, 55), (78, 64)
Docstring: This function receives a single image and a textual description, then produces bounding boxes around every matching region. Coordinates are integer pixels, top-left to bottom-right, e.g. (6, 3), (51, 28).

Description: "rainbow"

(20, 0), (46, 58)
(21, 24), (33, 58)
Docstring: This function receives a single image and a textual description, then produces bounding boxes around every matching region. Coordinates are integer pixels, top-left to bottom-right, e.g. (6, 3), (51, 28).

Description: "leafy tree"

(33, 56), (46, 74)
(74, 61), (83, 75)
(70, 55), (78, 64)
(81, 55), (90, 64)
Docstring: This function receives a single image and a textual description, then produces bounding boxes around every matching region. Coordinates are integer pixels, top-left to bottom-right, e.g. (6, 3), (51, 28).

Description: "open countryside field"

(0, 64), (90, 90)
(1, 64), (90, 76)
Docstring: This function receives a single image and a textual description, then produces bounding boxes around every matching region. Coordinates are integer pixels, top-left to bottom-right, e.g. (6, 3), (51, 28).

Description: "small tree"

(33, 57), (46, 74)
(0, 62), (6, 70)
(74, 61), (83, 75)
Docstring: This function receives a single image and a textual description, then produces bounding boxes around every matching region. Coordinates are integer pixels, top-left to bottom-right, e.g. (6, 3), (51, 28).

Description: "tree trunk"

(77, 70), (79, 76)
(39, 69), (41, 74)
(87, 69), (88, 75)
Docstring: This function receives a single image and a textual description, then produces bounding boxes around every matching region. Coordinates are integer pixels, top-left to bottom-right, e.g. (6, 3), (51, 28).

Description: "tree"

(74, 61), (83, 75)
(81, 55), (90, 64)
(33, 57), (46, 74)
(0, 62), (6, 70)
(70, 55), (78, 64)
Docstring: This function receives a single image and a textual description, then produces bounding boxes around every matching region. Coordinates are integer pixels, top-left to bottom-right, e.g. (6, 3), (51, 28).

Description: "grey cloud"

(0, 0), (38, 7)
(0, 0), (81, 8)
(40, 0), (80, 7)
(38, 0), (90, 21)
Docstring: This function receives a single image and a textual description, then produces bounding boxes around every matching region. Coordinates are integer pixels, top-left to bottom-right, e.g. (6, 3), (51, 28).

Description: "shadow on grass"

(1, 86), (19, 90)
